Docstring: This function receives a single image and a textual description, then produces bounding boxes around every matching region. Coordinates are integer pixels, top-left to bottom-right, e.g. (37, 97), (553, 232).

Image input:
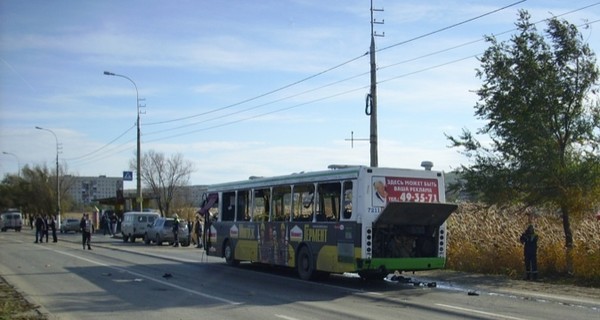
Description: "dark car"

(144, 217), (189, 246)
(60, 218), (80, 233)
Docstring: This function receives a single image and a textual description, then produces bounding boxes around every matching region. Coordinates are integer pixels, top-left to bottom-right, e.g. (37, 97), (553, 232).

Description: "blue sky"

(1, 0), (599, 187)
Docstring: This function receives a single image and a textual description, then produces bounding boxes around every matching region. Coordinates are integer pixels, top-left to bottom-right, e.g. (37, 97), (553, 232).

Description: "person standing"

(34, 215), (44, 243)
(80, 213), (92, 250)
(519, 224), (539, 281)
(193, 215), (203, 248)
(49, 215), (57, 242)
(41, 214), (49, 243)
(100, 213), (108, 235)
(110, 212), (118, 237)
(172, 213), (180, 247)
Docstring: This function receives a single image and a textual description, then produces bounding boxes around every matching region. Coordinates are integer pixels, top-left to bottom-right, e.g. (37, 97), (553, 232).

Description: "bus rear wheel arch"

(224, 239), (239, 266)
(296, 246), (316, 280)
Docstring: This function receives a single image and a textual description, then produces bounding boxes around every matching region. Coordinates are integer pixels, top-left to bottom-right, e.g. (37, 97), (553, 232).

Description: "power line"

(66, 2), (600, 165)
(141, 11), (600, 143)
(64, 124), (136, 161)
(144, 53), (368, 126)
(376, 0), (527, 53)
(140, 1), (525, 137)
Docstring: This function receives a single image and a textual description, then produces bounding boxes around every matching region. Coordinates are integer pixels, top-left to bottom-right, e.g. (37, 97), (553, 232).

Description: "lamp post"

(104, 71), (143, 211)
(2, 151), (21, 177)
(35, 126), (61, 226)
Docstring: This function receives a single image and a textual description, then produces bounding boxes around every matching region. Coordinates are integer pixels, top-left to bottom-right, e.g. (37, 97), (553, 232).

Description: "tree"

(448, 10), (600, 274)
(1, 163), (75, 217)
(133, 150), (195, 217)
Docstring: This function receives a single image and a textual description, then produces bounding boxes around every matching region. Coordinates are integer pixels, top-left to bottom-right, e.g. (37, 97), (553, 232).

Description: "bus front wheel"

(297, 246), (315, 281)
(224, 240), (239, 266)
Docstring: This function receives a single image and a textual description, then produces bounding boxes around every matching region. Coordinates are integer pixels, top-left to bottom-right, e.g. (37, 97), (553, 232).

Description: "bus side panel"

(292, 221), (362, 274)
(212, 220), (363, 274)
(235, 239), (258, 261)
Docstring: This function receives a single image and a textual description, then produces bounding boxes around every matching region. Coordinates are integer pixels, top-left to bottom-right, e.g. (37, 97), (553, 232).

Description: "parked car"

(60, 218), (81, 233)
(0, 211), (22, 232)
(121, 211), (160, 243)
(144, 217), (190, 246)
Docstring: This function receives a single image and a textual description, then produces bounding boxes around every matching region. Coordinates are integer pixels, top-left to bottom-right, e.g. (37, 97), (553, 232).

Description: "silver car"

(60, 218), (81, 233)
(144, 217), (190, 246)
(0, 211), (22, 232)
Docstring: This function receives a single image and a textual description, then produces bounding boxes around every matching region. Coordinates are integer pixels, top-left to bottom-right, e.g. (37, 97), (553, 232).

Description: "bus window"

(222, 191), (235, 221)
(293, 184), (314, 221)
(272, 185), (291, 221)
(237, 190), (251, 221)
(342, 181), (353, 220)
(317, 182), (341, 222)
(253, 189), (270, 221)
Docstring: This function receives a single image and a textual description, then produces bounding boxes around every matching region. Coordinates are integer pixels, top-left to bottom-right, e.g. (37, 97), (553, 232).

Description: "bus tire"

(224, 240), (239, 266)
(297, 246), (315, 281)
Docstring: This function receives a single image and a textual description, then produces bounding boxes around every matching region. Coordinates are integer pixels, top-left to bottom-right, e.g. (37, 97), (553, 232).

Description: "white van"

(120, 211), (160, 243)
(0, 211), (23, 232)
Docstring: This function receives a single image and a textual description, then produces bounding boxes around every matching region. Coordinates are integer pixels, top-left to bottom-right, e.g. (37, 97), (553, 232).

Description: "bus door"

(337, 181), (356, 265)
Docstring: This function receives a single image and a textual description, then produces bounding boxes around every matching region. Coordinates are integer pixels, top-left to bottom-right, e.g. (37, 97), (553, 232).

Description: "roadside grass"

(0, 276), (46, 320)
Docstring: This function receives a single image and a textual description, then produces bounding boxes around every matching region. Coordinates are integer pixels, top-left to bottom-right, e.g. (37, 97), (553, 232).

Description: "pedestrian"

(110, 212), (118, 237)
(80, 213), (92, 250)
(193, 215), (203, 248)
(34, 215), (44, 243)
(172, 213), (180, 247)
(519, 224), (538, 281)
(42, 214), (49, 243)
(49, 215), (57, 242)
(101, 213), (108, 235)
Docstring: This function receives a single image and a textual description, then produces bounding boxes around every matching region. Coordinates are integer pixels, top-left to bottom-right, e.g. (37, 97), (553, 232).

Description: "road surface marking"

(275, 315), (301, 320)
(42, 245), (241, 305)
(436, 303), (528, 320)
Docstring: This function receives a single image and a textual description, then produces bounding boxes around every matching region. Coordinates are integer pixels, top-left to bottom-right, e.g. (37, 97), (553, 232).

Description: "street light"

(104, 71), (143, 211)
(2, 151), (21, 177)
(35, 126), (61, 226)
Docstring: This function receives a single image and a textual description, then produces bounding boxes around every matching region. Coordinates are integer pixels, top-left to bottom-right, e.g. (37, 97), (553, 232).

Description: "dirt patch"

(0, 276), (46, 320)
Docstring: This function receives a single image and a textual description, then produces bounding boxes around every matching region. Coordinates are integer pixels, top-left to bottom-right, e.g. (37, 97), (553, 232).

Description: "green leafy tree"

(448, 10), (600, 274)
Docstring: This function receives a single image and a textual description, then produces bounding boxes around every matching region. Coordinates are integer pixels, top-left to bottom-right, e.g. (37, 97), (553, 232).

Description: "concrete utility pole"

(35, 126), (61, 227)
(104, 71), (144, 211)
(368, 0), (384, 167)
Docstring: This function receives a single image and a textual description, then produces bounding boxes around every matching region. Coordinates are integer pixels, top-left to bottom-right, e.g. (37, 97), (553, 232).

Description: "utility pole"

(368, 0), (384, 167)
(104, 71), (145, 211)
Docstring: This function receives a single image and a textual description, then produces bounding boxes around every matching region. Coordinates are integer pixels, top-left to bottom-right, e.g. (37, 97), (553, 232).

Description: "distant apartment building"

(65, 175), (123, 205)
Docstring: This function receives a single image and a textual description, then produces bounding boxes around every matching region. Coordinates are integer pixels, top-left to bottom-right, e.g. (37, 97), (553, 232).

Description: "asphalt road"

(0, 230), (598, 320)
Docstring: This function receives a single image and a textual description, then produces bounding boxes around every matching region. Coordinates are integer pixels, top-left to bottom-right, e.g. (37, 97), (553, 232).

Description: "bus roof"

(206, 165), (441, 192)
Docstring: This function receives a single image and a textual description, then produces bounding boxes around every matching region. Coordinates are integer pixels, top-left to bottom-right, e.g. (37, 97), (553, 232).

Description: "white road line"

(435, 303), (528, 320)
(42, 245), (241, 305)
(275, 314), (302, 320)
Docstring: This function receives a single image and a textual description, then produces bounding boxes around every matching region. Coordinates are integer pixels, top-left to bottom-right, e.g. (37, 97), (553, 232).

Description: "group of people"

(32, 212), (93, 250)
(172, 213), (203, 248)
(99, 211), (119, 237)
(33, 214), (57, 243)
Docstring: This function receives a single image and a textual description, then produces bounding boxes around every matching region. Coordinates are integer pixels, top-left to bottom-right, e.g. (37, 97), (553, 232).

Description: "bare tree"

(132, 150), (195, 216)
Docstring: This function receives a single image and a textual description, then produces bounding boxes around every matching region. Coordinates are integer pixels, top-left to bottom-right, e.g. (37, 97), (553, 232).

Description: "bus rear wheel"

(224, 240), (239, 266)
(297, 246), (315, 281)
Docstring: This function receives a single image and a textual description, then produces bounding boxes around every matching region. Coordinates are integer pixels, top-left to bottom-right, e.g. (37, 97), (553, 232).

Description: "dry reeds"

(446, 203), (600, 284)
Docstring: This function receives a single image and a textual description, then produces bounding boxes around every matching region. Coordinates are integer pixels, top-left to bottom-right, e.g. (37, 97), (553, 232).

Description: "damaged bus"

(199, 164), (457, 280)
